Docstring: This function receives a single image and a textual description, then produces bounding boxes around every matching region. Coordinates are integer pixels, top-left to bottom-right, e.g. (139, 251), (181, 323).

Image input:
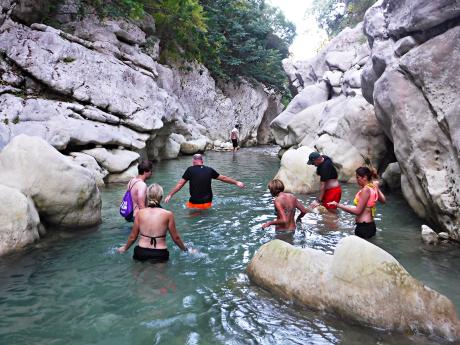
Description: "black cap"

(307, 151), (321, 165)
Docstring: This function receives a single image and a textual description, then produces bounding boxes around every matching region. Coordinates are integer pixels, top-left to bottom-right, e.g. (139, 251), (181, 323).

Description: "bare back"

(136, 208), (171, 249)
(275, 192), (305, 231)
(128, 178), (147, 217)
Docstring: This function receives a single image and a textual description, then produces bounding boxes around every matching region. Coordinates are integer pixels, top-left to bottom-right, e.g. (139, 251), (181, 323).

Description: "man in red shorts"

(307, 151), (342, 213)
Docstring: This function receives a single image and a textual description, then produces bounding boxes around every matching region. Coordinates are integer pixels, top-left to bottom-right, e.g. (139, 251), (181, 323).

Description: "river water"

(1, 147), (459, 345)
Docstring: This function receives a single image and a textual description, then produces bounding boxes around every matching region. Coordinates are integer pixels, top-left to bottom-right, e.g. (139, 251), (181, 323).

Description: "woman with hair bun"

(328, 167), (385, 239)
(118, 183), (189, 262)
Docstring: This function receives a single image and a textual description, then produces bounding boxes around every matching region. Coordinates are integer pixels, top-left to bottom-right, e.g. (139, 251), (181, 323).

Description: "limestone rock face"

(0, 185), (43, 256)
(156, 61), (279, 146)
(247, 238), (460, 341)
(274, 146), (319, 194)
(421, 224), (439, 245)
(68, 152), (109, 186)
(81, 147), (139, 173)
(0, 5), (282, 175)
(381, 162), (401, 190)
(275, 22), (388, 182)
(0, 135), (101, 228)
(363, 0), (460, 239)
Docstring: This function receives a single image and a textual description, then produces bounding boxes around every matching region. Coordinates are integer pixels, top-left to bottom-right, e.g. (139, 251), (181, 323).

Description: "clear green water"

(1, 147), (459, 345)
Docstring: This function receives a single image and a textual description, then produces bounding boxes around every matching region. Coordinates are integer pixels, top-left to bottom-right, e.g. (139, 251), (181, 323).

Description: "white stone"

(247, 237), (460, 341)
(180, 137), (207, 155)
(0, 185), (43, 256)
(274, 146), (319, 194)
(68, 152), (108, 186)
(106, 164), (138, 183)
(0, 135), (101, 227)
(421, 224), (439, 245)
(82, 147), (139, 173)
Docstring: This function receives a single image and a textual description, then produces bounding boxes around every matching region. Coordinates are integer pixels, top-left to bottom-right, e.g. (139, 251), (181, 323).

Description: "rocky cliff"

(0, 0), (282, 184)
(273, 0), (460, 240)
(362, 0), (460, 240)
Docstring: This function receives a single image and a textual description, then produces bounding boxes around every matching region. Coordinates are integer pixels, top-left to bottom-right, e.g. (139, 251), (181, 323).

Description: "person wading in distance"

(230, 124), (240, 152)
(165, 154), (245, 209)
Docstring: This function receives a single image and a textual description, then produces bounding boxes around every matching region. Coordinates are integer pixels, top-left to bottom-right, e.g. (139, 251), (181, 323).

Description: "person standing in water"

(262, 179), (310, 231)
(125, 160), (153, 222)
(328, 167), (385, 239)
(307, 152), (342, 213)
(118, 183), (189, 262)
(165, 154), (245, 209)
(230, 124), (240, 151)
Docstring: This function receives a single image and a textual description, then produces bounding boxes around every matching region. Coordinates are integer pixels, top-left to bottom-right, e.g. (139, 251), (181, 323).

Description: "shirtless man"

(307, 152), (341, 213)
(165, 154), (244, 209)
(125, 160), (153, 221)
(262, 179), (309, 231)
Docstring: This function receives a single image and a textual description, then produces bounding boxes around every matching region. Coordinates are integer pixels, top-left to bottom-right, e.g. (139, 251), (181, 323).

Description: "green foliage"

(42, 0), (295, 95)
(200, 0), (295, 93)
(310, 0), (377, 37)
(12, 115), (20, 124)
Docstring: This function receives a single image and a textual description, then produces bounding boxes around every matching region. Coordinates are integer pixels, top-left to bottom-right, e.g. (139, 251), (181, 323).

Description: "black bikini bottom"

(355, 222), (376, 239)
(133, 246), (169, 262)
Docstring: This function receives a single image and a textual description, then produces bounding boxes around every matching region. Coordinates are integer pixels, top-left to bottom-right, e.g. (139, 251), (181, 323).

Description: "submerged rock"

(421, 224), (439, 245)
(247, 237), (460, 340)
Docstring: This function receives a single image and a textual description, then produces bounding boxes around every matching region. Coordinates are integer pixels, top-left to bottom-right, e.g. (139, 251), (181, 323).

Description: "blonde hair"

(147, 183), (163, 207)
(268, 179), (285, 196)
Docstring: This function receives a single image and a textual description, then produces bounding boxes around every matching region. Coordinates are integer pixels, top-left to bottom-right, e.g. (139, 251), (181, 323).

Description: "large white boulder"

(247, 237), (460, 341)
(81, 147), (139, 173)
(0, 185), (43, 256)
(68, 152), (109, 186)
(274, 146), (319, 194)
(0, 135), (101, 227)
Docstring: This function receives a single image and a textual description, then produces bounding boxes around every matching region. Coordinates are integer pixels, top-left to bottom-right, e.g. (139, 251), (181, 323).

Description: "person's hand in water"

(327, 201), (338, 207)
(164, 195), (172, 204)
(261, 222), (271, 229)
(187, 247), (199, 254)
(309, 200), (320, 209)
(117, 246), (126, 253)
(236, 181), (245, 189)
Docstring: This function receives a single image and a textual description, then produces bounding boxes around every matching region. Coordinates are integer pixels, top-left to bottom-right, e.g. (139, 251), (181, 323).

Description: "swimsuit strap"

(128, 179), (141, 191)
(140, 233), (167, 248)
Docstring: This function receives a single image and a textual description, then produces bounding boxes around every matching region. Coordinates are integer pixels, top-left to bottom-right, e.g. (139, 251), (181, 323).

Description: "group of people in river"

(118, 146), (386, 263)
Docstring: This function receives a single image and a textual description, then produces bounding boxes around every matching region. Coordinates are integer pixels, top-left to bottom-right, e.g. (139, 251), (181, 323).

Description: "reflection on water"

(0, 147), (459, 345)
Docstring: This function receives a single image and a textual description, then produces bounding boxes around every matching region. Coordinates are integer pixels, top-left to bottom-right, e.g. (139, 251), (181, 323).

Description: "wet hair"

(147, 183), (163, 207)
(355, 167), (378, 181)
(235, 124), (239, 129)
(138, 160), (153, 175)
(268, 179), (285, 196)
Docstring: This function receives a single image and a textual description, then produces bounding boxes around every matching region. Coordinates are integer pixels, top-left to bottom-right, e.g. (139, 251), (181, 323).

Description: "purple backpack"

(119, 180), (139, 219)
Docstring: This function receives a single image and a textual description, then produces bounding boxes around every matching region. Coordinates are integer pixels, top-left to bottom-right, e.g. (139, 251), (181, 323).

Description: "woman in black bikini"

(118, 183), (188, 262)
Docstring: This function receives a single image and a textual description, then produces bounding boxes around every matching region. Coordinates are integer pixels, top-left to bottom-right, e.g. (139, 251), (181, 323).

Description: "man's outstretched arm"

(165, 179), (187, 203)
(217, 175), (245, 188)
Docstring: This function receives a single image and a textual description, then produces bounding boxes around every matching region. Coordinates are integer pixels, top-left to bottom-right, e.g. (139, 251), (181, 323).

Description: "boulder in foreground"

(247, 237), (460, 341)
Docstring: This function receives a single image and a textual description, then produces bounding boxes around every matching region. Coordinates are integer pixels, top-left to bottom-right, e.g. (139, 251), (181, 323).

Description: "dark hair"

(235, 124), (239, 129)
(355, 166), (378, 181)
(138, 160), (153, 174)
(268, 179), (285, 196)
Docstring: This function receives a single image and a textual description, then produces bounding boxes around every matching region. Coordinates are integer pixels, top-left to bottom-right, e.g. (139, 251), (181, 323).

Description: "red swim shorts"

(186, 202), (212, 209)
(322, 186), (342, 209)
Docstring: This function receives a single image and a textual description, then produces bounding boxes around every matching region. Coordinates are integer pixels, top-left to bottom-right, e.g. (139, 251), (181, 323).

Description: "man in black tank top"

(164, 154), (245, 209)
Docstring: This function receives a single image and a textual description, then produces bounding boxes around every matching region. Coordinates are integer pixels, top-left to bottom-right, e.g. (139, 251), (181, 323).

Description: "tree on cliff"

(310, 0), (377, 37)
(68, 0), (295, 94)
